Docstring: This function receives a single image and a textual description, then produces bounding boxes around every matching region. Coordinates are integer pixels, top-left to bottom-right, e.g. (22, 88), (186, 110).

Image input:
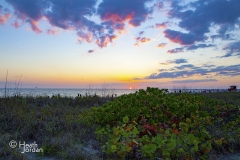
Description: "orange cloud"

(134, 37), (151, 46)
(157, 43), (167, 48)
(140, 37), (150, 43)
(103, 12), (134, 24)
(96, 35), (117, 48)
(0, 13), (11, 24)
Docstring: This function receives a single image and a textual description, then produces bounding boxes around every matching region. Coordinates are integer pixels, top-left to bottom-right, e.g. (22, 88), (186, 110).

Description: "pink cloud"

(155, 22), (167, 29)
(96, 35), (117, 48)
(27, 19), (42, 34)
(134, 37), (151, 46)
(103, 12), (134, 25)
(78, 32), (94, 43)
(12, 21), (20, 28)
(47, 29), (59, 35)
(12, 20), (24, 28)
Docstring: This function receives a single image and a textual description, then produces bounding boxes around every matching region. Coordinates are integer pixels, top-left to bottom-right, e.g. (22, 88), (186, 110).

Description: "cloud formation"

(219, 41), (240, 58)
(144, 63), (240, 79)
(0, 13), (11, 24)
(0, 5), (11, 24)
(164, 29), (206, 45)
(4, 0), (153, 48)
(171, 79), (218, 84)
(186, 44), (216, 50)
(167, 47), (184, 54)
(155, 22), (167, 29)
(157, 43), (167, 48)
(88, 50), (94, 53)
(26, 19), (42, 33)
(98, 0), (152, 27)
(47, 29), (59, 35)
(134, 37), (151, 46)
(159, 58), (188, 65)
(165, 0), (240, 46)
(2, 0), (240, 51)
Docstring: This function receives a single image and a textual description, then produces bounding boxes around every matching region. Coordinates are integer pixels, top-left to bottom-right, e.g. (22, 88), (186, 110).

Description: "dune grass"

(0, 90), (239, 159)
(0, 95), (113, 159)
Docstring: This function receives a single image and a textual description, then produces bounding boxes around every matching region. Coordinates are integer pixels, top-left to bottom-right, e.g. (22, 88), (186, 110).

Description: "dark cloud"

(97, 0), (152, 27)
(223, 41), (240, 53)
(159, 58), (188, 65)
(166, 43), (215, 53)
(97, 0), (153, 47)
(145, 71), (191, 79)
(167, 47), (184, 54)
(218, 52), (235, 58)
(4, 0), (155, 48)
(143, 63), (240, 79)
(4, 0), (119, 48)
(6, 0), (43, 21)
(139, 31), (144, 35)
(4, 0), (240, 50)
(186, 44), (216, 50)
(167, 0), (240, 45)
(209, 64), (240, 76)
(88, 50), (94, 53)
(164, 29), (207, 45)
(218, 41), (240, 58)
(171, 79), (218, 84)
(174, 64), (196, 70)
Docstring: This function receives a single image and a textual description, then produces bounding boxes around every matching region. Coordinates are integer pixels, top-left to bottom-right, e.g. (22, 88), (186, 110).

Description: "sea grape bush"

(78, 87), (240, 159)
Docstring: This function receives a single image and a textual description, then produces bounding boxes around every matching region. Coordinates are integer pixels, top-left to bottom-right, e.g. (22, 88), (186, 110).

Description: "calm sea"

(0, 87), (237, 98)
(0, 88), (138, 98)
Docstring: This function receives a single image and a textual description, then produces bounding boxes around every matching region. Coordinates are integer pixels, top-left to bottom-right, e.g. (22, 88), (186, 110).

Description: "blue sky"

(0, 0), (240, 89)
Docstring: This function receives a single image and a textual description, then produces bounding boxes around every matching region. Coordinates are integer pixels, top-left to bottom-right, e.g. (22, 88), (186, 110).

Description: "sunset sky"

(0, 0), (240, 89)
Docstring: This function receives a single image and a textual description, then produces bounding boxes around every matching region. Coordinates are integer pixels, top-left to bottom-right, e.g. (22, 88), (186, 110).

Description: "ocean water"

(0, 88), (238, 98)
(0, 88), (138, 98)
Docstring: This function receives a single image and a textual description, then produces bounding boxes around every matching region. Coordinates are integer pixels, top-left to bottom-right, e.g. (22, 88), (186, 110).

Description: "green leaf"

(153, 135), (164, 146)
(121, 130), (130, 138)
(132, 127), (139, 136)
(142, 144), (157, 154)
(163, 150), (170, 156)
(123, 116), (129, 123)
(188, 134), (195, 141)
(167, 140), (176, 150)
(111, 145), (117, 151)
